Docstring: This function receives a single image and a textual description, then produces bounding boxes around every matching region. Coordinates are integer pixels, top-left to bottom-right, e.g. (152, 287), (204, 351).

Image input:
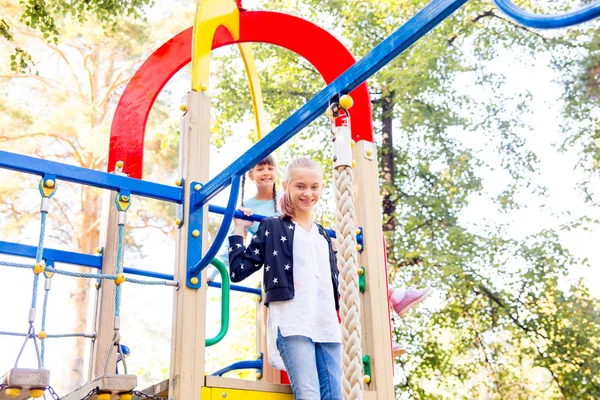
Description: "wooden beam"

(353, 141), (395, 398)
(169, 91), (210, 397)
(0, 369), (50, 400)
(60, 374), (137, 400)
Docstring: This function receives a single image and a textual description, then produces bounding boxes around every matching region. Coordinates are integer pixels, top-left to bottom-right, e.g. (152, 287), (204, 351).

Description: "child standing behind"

(229, 157), (342, 400)
(208, 155), (280, 281)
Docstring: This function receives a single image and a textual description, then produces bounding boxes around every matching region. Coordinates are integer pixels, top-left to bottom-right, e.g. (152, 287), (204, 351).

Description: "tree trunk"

(64, 185), (101, 390)
(380, 92), (396, 262)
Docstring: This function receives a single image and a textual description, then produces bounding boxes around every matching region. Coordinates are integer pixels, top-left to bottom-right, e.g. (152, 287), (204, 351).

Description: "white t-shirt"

(267, 222), (341, 370)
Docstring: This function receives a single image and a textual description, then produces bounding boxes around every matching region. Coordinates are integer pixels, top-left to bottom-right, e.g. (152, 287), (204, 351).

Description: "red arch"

(109, 11), (373, 179)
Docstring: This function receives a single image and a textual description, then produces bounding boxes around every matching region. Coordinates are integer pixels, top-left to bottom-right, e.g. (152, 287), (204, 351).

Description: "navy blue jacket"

(228, 216), (340, 310)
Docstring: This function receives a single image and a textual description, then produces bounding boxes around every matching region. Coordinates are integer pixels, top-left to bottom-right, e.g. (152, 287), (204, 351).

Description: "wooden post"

(353, 140), (394, 398)
(169, 91), (210, 398)
(256, 296), (281, 383)
(88, 189), (120, 380)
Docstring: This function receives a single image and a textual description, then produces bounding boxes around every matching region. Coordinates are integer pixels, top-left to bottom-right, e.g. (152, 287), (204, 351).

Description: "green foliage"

(1, 0), (154, 72)
(210, 0), (600, 397)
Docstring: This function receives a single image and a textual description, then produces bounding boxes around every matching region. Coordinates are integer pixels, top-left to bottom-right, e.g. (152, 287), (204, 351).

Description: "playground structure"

(1, 0), (599, 398)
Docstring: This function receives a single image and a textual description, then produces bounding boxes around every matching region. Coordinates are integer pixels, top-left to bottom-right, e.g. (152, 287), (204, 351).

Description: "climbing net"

(0, 172), (178, 398)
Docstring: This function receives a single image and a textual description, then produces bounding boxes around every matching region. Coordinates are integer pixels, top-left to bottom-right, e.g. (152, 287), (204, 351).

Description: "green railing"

(205, 258), (230, 346)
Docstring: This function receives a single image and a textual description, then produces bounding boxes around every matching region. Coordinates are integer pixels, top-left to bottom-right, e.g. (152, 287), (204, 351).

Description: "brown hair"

(279, 157), (322, 219)
(241, 155), (278, 215)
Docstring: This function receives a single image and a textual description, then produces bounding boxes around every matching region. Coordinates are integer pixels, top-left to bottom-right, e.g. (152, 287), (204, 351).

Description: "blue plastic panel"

(0, 150), (182, 203)
(0, 240), (102, 269)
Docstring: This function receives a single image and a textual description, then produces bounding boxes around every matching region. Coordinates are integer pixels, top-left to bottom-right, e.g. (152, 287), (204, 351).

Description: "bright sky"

(1, 0), (599, 395)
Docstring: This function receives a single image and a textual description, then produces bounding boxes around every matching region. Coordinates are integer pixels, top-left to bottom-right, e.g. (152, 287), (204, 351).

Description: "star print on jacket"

(228, 216), (341, 309)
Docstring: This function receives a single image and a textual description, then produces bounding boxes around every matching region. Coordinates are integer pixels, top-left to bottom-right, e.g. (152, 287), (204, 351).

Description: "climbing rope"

(0, 331), (94, 338)
(40, 267), (54, 367)
(0, 261), (177, 286)
(103, 191), (131, 375)
(330, 97), (364, 400)
(13, 176), (57, 370)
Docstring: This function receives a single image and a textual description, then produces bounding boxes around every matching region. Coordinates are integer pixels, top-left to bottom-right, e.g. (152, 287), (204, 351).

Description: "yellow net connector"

(115, 274), (126, 285)
(39, 176), (58, 198)
(33, 262), (45, 275)
(339, 94), (354, 109)
(38, 331), (47, 339)
(30, 389), (44, 398)
(5, 388), (20, 398)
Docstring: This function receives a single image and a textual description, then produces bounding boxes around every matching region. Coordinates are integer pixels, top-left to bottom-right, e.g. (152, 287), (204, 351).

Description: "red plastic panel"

(109, 11), (373, 178)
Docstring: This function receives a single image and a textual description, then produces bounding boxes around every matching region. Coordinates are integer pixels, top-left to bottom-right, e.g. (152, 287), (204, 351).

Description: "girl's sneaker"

(392, 342), (406, 357)
(388, 287), (432, 316)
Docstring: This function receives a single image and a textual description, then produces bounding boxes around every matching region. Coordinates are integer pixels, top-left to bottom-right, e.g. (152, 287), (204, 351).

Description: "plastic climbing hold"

(115, 274), (126, 285)
(5, 388), (21, 397)
(339, 94), (353, 109)
(30, 389), (44, 398)
(37, 331), (47, 339)
(33, 262), (45, 274)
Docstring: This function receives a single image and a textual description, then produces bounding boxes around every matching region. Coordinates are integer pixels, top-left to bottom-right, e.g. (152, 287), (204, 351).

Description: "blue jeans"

(276, 329), (343, 400)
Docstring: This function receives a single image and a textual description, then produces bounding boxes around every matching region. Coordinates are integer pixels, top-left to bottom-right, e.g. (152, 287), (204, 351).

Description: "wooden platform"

(60, 374), (137, 400)
(0, 368), (50, 400)
(137, 376), (293, 399)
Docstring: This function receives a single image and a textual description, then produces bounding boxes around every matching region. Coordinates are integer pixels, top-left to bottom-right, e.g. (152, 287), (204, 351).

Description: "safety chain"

(131, 390), (168, 400)
(46, 385), (61, 400)
(78, 387), (99, 400)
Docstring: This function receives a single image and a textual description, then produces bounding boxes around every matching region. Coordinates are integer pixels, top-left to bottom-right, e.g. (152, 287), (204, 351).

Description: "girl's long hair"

(241, 155), (278, 215)
(279, 157), (322, 219)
